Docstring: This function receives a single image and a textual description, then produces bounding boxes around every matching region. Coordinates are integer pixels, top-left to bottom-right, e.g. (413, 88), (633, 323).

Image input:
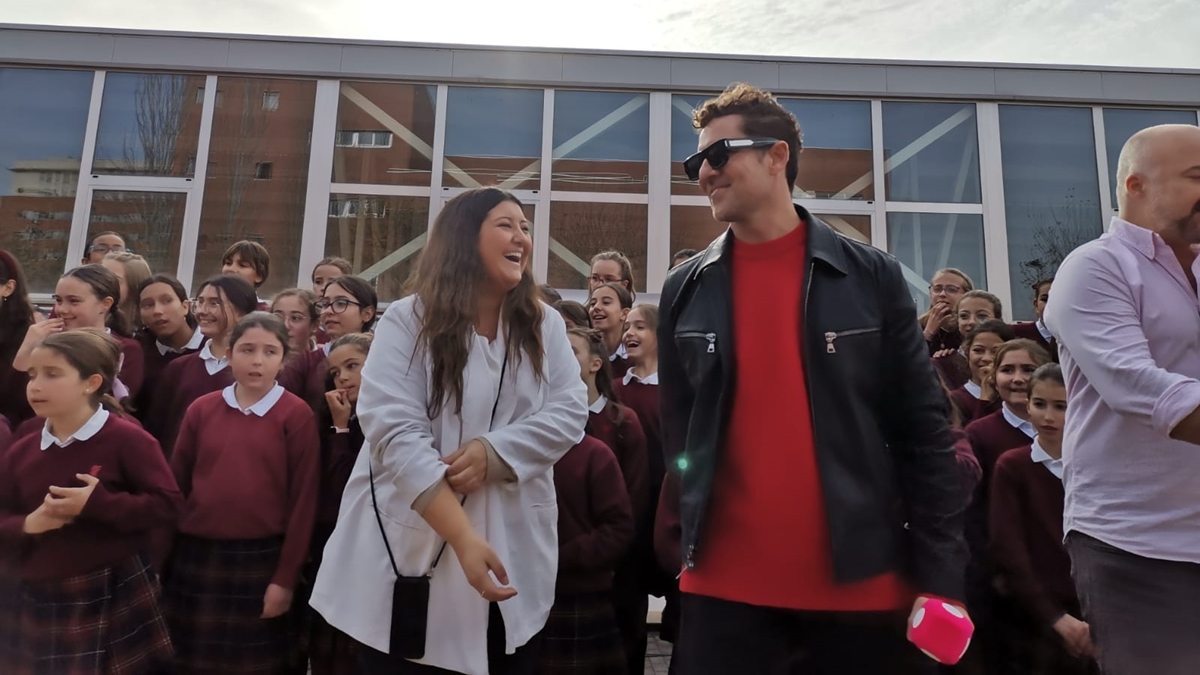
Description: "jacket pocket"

(822, 326), (881, 354)
(674, 331), (719, 389)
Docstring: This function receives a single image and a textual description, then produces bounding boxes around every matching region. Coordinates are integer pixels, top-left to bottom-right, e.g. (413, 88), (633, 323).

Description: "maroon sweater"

(587, 402), (650, 521)
(145, 353), (234, 457)
(170, 389), (320, 589)
(613, 377), (661, 489)
(0, 415), (182, 580)
(964, 409), (1035, 586)
(949, 387), (1002, 425)
(278, 347), (329, 415)
(932, 351), (971, 390)
(966, 409), (1034, 478)
(0, 361), (33, 428)
(925, 326), (963, 356)
(0, 416), (10, 454)
(319, 416), (363, 527)
(989, 445), (1077, 626)
(553, 434), (635, 595)
(1011, 322), (1057, 362)
(114, 334), (145, 401)
(134, 336), (205, 420)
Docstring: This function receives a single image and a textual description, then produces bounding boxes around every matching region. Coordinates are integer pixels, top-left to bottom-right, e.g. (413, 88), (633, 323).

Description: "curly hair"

(693, 82), (803, 188)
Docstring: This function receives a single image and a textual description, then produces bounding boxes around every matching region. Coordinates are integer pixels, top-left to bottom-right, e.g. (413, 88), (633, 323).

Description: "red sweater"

(279, 347), (330, 415)
(989, 445), (1078, 626)
(966, 409), (1034, 479)
(949, 386), (1001, 425)
(613, 378), (662, 490)
(587, 403), (650, 521)
(134, 336), (205, 421)
(0, 415), (182, 580)
(319, 416), (364, 526)
(145, 352), (234, 457)
(681, 223), (910, 611)
(553, 434), (635, 595)
(170, 389), (320, 589)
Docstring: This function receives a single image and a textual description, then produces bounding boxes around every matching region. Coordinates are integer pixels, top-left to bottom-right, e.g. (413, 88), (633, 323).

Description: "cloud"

(4, 0), (1198, 68)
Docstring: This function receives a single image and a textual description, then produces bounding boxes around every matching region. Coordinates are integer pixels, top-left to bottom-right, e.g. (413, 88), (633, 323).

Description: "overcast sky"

(3, 0), (1199, 69)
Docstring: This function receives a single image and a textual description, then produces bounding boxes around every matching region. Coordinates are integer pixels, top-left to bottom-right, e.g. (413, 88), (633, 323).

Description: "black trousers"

(674, 593), (935, 675)
(1067, 532), (1200, 675)
(358, 603), (544, 675)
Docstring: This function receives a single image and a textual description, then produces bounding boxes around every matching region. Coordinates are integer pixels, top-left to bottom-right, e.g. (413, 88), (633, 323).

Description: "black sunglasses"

(682, 137), (780, 181)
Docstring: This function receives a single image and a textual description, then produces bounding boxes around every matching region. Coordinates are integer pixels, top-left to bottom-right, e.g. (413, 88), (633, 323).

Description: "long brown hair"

(37, 328), (126, 415)
(404, 187), (544, 418)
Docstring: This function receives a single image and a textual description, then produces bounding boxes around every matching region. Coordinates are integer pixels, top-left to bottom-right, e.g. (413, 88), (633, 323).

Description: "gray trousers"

(1067, 531), (1200, 675)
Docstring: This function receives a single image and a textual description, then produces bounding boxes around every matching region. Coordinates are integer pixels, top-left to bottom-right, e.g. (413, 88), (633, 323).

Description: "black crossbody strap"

(369, 332), (511, 580)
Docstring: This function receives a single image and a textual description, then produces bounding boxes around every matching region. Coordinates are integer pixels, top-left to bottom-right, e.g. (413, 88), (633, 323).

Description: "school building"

(2, 23), (1200, 319)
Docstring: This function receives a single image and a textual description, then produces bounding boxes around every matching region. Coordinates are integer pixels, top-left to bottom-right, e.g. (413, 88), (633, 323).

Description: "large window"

(332, 82), (437, 186)
(444, 87), (543, 190)
(888, 212), (987, 312)
(1000, 105), (1103, 320)
(195, 77), (316, 296)
(325, 195), (429, 301)
(1103, 108), (1197, 206)
(88, 190), (186, 276)
(548, 202), (648, 293)
(552, 91), (649, 193)
(882, 102), (981, 204)
(0, 67), (93, 293)
(93, 72), (205, 178)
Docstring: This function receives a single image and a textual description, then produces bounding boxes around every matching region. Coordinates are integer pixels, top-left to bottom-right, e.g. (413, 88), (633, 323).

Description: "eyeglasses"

(930, 285), (964, 295)
(682, 137), (780, 181)
(88, 244), (130, 255)
(190, 297), (223, 312)
(588, 274), (622, 286)
(316, 298), (362, 314)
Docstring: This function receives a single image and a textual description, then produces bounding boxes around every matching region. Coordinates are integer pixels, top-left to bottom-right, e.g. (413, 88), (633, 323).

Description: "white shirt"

(1002, 403), (1036, 439)
(310, 297), (587, 675)
(221, 383), (284, 416)
(1035, 318), (1053, 342)
(198, 342), (230, 376)
(588, 395), (608, 414)
(156, 327), (205, 356)
(622, 369), (659, 386)
(609, 342), (628, 361)
(1029, 437), (1064, 480)
(41, 407), (110, 451)
(964, 380), (982, 399)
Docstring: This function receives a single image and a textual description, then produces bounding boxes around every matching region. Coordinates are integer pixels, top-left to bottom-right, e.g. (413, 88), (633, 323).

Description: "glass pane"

(782, 99), (873, 200)
(1000, 105), (1104, 321)
(882, 102), (981, 204)
(326, 195), (429, 302)
(93, 72), (205, 177)
(548, 202), (647, 292)
(0, 67), (93, 293)
(332, 82), (437, 186)
(195, 77), (316, 296)
(669, 205), (725, 260)
(551, 91), (649, 193)
(670, 95), (710, 197)
(887, 212), (986, 313)
(1103, 108), (1197, 206)
(444, 87), (543, 190)
(813, 213), (872, 244)
(88, 191), (186, 276)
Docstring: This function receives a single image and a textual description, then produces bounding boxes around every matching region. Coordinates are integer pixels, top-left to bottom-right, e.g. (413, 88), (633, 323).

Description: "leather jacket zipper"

(823, 327), (878, 354)
(677, 331), (717, 353)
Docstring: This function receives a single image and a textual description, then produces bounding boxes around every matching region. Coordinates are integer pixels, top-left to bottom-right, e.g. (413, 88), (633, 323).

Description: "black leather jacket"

(657, 206), (968, 601)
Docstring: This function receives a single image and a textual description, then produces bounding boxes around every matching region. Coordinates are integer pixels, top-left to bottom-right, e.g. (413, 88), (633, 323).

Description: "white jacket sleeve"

(356, 298), (447, 510)
(481, 309), (588, 483)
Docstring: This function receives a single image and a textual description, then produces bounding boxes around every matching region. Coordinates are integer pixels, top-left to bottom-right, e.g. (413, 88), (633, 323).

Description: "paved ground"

(644, 632), (674, 675)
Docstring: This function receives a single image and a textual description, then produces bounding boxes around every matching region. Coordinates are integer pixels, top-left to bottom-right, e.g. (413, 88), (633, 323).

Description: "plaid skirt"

(2, 555), (172, 675)
(536, 591), (626, 675)
(162, 535), (288, 675)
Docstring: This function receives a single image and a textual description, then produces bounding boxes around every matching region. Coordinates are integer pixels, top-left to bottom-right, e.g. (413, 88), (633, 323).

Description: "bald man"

(1044, 124), (1200, 675)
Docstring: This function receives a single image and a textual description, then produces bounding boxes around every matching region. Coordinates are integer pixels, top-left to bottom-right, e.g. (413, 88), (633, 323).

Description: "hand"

(22, 500), (72, 535)
(44, 473), (99, 519)
(443, 439), (488, 494)
(452, 532), (517, 603)
(261, 583), (294, 619)
(1053, 614), (1095, 659)
(325, 389), (353, 430)
(923, 303), (951, 337)
(979, 366), (996, 400)
(906, 595), (971, 642)
(932, 348), (956, 359)
(28, 318), (66, 341)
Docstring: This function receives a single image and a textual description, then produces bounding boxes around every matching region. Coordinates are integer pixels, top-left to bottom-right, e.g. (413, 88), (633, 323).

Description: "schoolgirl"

(948, 320), (1017, 425)
(920, 267), (974, 355)
(102, 251), (152, 332)
(555, 300), (591, 330)
(588, 250), (637, 301)
(0, 250), (37, 426)
(221, 240), (272, 309)
(990, 364), (1097, 674)
(1011, 278), (1057, 361)
(279, 275), (378, 414)
(135, 273), (206, 419)
(272, 288), (320, 355)
(14, 264), (145, 403)
(145, 274), (258, 456)
(0, 328), (181, 675)
(311, 257), (353, 344)
(588, 282), (632, 378)
(164, 312), (320, 674)
(933, 289), (1003, 390)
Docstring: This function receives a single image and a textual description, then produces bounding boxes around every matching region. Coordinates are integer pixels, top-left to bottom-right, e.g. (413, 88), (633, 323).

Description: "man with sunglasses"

(658, 83), (969, 673)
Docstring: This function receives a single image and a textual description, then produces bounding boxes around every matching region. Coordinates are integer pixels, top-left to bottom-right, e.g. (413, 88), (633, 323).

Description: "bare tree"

(1017, 190), (1102, 291)
(222, 79), (272, 238)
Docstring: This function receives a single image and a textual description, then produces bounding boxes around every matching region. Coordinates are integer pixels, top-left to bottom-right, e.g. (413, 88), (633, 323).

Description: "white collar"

(622, 369), (659, 386)
(609, 342), (628, 361)
(1002, 403), (1036, 439)
(157, 327), (205, 355)
(199, 341), (230, 375)
(1030, 437), (1064, 480)
(964, 380), (982, 399)
(221, 383), (285, 417)
(41, 407), (110, 451)
(1035, 318), (1053, 342)
(588, 395), (608, 414)
(323, 341), (332, 357)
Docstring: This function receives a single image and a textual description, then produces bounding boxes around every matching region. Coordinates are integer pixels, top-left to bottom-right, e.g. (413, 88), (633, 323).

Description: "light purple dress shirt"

(1044, 217), (1200, 563)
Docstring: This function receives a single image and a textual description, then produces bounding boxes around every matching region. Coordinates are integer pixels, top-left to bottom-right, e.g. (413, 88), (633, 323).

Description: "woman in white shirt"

(310, 187), (588, 675)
